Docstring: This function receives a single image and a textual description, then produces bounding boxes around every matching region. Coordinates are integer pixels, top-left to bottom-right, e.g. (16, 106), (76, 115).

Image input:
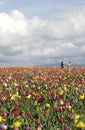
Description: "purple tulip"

(0, 125), (4, 130)
(64, 126), (69, 130)
(26, 126), (30, 130)
(52, 96), (57, 101)
(83, 89), (85, 93)
(72, 99), (77, 105)
(0, 124), (7, 130)
(38, 96), (44, 103)
(0, 100), (3, 106)
(70, 115), (75, 121)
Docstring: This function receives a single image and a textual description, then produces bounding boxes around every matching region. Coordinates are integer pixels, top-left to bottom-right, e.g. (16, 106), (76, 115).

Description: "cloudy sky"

(0, 0), (85, 66)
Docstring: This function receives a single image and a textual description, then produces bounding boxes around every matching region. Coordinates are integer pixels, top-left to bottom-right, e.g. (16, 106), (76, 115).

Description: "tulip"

(14, 128), (19, 130)
(0, 100), (3, 106)
(0, 116), (5, 123)
(45, 103), (50, 108)
(64, 126), (69, 130)
(3, 111), (9, 117)
(38, 96), (44, 103)
(26, 126), (30, 130)
(27, 111), (32, 117)
(14, 111), (19, 117)
(80, 94), (84, 100)
(76, 121), (85, 128)
(13, 121), (22, 128)
(59, 118), (64, 124)
(28, 118), (31, 121)
(14, 104), (19, 110)
(70, 115), (75, 121)
(0, 124), (7, 130)
(36, 118), (41, 125)
(36, 127), (42, 130)
(55, 107), (61, 112)
(52, 95), (57, 101)
(43, 112), (47, 117)
(21, 113), (25, 118)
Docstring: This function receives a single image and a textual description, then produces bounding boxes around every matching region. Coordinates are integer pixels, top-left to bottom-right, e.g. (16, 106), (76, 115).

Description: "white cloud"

(0, 9), (85, 66)
(0, 0), (3, 5)
(81, 45), (85, 52)
(60, 43), (76, 48)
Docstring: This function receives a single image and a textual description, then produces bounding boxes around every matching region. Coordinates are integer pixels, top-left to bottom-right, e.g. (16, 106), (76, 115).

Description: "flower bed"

(0, 66), (85, 130)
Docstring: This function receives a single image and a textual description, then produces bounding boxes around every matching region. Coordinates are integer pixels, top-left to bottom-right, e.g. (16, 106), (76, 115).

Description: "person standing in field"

(67, 61), (71, 72)
(61, 61), (64, 69)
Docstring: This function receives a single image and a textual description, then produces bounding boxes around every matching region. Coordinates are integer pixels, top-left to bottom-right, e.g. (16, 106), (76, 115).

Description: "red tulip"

(14, 111), (19, 117)
(43, 112), (47, 117)
(18, 98), (23, 102)
(55, 107), (61, 112)
(27, 111), (32, 117)
(59, 94), (63, 98)
(14, 104), (19, 110)
(59, 118), (64, 124)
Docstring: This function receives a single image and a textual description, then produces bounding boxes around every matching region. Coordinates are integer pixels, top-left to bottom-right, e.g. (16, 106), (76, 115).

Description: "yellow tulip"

(26, 94), (31, 99)
(80, 94), (84, 100)
(74, 114), (80, 123)
(14, 121), (22, 128)
(13, 82), (18, 87)
(75, 114), (80, 120)
(76, 121), (85, 128)
(63, 85), (67, 92)
(76, 87), (78, 91)
(0, 116), (5, 123)
(45, 103), (50, 108)
(3, 82), (7, 87)
(11, 92), (21, 100)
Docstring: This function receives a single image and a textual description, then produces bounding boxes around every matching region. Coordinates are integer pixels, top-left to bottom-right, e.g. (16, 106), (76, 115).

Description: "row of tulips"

(0, 66), (85, 130)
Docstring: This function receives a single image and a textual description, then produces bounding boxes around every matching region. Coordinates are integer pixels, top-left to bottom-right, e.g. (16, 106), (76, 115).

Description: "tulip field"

(0, 66), (85, 130)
